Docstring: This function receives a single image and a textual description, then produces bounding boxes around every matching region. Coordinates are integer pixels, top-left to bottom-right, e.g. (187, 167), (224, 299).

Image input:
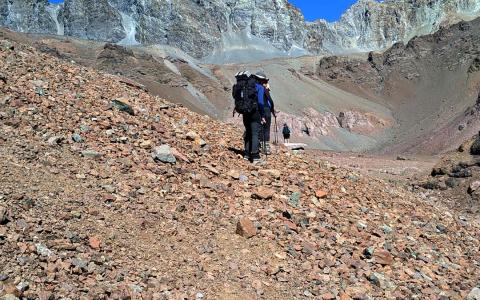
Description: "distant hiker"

(302, 124), (310, 136)
(259, 80), (276, 154)
(232, 71), (262, 163)
(282, 123), (291, 143)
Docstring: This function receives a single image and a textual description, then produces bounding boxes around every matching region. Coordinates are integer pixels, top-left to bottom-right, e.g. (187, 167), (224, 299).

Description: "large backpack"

(232, 71), (258, 115)
(282, 125), (291, 135)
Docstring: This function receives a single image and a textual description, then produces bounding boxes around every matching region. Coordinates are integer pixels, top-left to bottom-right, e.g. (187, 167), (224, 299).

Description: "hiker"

(259, 80), (276, 154)
(302, 124), (310, 136)
(251, 71), (271, 162)
(282, 123), (291, 143)
(232, 71), (263, 163)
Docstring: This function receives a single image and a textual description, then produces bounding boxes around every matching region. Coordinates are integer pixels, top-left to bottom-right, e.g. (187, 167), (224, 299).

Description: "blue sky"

(48, 0), (357, 22)
(289, 0), (358, 22)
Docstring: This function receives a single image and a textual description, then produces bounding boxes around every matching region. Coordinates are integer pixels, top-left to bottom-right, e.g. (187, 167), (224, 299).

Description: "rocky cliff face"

(307, 0), (480, 54)
(316, 18), (480, 154)
(0, 0), (56, 34)
(1, 0), (480, 60)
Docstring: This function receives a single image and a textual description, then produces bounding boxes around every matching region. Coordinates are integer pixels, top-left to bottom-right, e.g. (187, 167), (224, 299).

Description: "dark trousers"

(259, 107), (272, 142)
(243, 111), (261, 159)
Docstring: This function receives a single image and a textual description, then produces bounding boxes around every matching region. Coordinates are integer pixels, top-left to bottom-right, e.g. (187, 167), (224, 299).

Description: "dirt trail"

(308, 151), (438, 183)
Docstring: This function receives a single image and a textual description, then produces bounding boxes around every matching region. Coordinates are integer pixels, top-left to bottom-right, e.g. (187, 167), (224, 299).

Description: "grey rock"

(289, 191), (301, 207)
(0, 274), (8, 281)
(450, 169), (472, 178)
(368, 272), (396, 290)
(432, 168), (447, 176)
(469, 181), (480, 193)
(130, 284), (144, 293)
(357, 221), (368, 230)
(363, 247), (374, 259)
(111, 99), (134, 116)
(47, 135), (64, 146)
(0, 39), (14, 51)
(0, 206), (7, 224)
(1, 295), (20, 300)
(467, 287), (480, 300)
(16, 281), (29, 292)
(72, 258), (88, 269)
(195, 292), (204, 300)
(81, 150), (103, 159)
(472, 135), (480, 155)
(445, 177), (461, 188)
(422, 180), (443, 190)
(436, 224), (447, 234)
(79, 125), (91, 132)
(35, 243), (53, 257)
(72, 133), (84, 143)
(151, 144), (176, 164)
(381, 224), (393, 234)
(16, 256), (30, 266)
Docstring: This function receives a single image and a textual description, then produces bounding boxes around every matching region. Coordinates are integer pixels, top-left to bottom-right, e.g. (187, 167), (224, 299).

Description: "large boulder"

(470, 133), (480, 155)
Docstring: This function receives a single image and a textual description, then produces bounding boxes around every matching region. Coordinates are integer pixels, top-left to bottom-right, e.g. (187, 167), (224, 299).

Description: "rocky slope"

(1, 0), (480, 62)
(0, 27), (397, 152)
(317, 18), (480, 155)
(418, 133), (480, 213)
(1, 31), (480, 299)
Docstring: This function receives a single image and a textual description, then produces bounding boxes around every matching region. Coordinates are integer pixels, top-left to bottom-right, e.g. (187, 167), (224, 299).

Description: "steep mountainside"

(317, 18), (480, 155)
(1, 30), (479, 300)
(1, 0), (480, 62)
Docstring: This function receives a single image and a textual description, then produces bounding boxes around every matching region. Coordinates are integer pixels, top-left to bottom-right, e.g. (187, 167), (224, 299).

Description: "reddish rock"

(236, 218), (257, 238)
(252, 187), (275, 200)
(89, 236), (101, 250)
(373, 249), (393, 265)
(316, 190), (328, 198)
(339, 292), (352, 300)
(283, 220), (299, 233)
(322, 292), (336, 300)
(171, 147), (190, 163)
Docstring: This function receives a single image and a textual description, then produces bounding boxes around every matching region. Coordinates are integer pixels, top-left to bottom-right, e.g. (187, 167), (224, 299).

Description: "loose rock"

(252, 187), (275, 200)
(151, 145), (176, 164)
(236, 218), (257, 238)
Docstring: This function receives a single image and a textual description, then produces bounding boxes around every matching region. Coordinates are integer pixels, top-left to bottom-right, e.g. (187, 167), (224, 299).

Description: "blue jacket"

(256, 83), (269, 118)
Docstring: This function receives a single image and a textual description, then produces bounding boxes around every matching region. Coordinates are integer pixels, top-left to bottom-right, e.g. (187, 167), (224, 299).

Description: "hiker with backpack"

(259, 81), (276, 154)
(282, 123), (291, 143)
(232, 71), (263, 163)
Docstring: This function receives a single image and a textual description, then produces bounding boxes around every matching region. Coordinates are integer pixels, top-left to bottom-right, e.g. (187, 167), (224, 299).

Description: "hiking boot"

(243, 155), (250, 161)
(252, 158), (266, 166)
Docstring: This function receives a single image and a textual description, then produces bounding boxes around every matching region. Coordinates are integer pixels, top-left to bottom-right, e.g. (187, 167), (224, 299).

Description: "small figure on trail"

(302, 124), (310, 136)
(282, 123), (291, 143)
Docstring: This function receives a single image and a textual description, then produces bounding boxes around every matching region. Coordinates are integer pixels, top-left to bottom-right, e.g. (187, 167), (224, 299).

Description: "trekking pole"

(273, 116), (278, 145)
(262, 124), (268, 161)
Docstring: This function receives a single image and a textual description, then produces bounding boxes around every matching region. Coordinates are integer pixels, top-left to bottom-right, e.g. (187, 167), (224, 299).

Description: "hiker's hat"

(254, 71), (268, 81)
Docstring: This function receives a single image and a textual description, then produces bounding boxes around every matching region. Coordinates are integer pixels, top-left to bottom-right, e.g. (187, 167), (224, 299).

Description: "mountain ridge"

(1, 0), (480, 62)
